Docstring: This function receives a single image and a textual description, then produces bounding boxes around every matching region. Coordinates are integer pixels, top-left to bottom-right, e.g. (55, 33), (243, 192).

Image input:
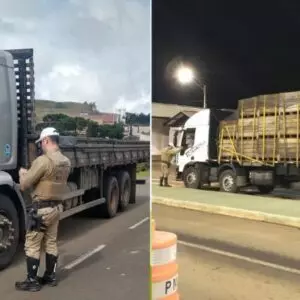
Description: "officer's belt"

(161, 160), (171, 165)
(32, 200), (62, 209)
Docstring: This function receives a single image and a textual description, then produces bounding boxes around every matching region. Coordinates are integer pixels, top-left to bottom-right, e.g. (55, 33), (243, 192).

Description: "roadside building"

(123, 125), (150, 141)
(152, 102), (200, 161)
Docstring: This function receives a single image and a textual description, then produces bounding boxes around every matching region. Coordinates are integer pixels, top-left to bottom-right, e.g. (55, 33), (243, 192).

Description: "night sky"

(152, 0), (300, 109)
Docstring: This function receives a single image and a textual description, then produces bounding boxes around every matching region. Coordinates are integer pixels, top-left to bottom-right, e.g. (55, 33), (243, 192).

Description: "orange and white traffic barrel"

(152, 219), (156, 234)
(152, 231), (177, 266)
(151, 225), (180, 299)
(152, 262), (179, 299)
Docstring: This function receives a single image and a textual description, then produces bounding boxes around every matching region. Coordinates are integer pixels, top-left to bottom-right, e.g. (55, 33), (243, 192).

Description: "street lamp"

(175, 65), (207, 108)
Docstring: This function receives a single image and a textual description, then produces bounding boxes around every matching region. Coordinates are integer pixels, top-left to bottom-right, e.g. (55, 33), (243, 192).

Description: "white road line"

(178, 240), (300, 275)
(63, 244), (106, 270)
(129, 217), (149, 230)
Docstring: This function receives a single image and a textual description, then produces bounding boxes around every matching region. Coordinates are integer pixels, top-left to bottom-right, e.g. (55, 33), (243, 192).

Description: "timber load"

(218, 91), (300, 166)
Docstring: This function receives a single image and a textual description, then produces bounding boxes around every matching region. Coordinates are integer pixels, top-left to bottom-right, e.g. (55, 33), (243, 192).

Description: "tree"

(37, 113), (124, 139)
(98, 123), (124, 139)
(42, 113), (77, 134)
(86, 120), (99, 137)
(74, 117), (89, 131)
(125, 112), (150, 125)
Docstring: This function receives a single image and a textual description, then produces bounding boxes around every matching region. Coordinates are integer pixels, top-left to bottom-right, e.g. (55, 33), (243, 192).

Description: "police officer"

(159, 144), (182, 187)
(15, 127), (71, 292)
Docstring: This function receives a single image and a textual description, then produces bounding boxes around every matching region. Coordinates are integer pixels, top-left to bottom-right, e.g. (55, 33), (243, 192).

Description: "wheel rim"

(187, 172), (196, 185)
(222, 175), (234, 192)
(0, 211), (14, 253)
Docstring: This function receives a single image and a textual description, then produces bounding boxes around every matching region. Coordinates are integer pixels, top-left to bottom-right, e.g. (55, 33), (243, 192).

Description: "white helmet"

(35, 127), (59, 144)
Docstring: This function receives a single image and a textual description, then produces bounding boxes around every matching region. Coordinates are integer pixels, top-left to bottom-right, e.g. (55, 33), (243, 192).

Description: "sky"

(152, 0), (300, 109)
(0, 0), (150, 113)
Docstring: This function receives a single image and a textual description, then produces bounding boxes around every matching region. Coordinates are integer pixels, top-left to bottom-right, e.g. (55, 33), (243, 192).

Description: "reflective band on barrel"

(152, 243), (177, 266)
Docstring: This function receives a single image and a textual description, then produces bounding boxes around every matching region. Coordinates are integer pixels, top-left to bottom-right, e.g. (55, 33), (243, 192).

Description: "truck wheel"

(0, 194), (19, 270)
(118, 171), (131, 212)
(183, 166), (202, 189)
(219, 169), (239, 193)
(103, 176), (119, 218)
(257, 185), (274, 194)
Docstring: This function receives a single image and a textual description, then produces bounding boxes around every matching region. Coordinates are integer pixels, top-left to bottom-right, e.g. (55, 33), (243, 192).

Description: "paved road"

(0, 183), (150, 300)
(153, 204), (300, 300)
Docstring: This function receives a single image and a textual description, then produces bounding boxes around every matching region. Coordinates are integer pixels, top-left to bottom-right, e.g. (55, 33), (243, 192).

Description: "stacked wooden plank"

(218, 91), (300, 165)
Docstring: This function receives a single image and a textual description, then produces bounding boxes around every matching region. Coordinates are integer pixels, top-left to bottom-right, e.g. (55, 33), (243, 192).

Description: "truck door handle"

(191, 156), (194, 160)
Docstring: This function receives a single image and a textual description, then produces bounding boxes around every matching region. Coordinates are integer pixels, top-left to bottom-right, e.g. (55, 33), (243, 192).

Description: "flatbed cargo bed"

(27, 135), (150, 168)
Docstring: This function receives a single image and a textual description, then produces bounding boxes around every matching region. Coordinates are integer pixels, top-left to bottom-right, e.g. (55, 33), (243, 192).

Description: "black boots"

(159, 177), (172, 187)
(38, 253), (58, 287)
(15, 257), (41, 292)
(15, 254), (58, 291)
(159, 177), (164, 186)
(164, 177), (172, 187)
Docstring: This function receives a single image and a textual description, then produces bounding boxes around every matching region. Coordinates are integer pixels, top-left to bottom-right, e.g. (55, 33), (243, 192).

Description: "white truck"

(174, 108), (300, 193)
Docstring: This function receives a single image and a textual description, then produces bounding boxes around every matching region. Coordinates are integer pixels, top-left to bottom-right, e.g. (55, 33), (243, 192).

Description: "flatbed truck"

(0, 49), (150, 270)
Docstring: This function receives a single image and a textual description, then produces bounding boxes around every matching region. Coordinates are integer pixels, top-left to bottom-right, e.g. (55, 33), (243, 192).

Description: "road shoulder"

(152, 185), (300, 229)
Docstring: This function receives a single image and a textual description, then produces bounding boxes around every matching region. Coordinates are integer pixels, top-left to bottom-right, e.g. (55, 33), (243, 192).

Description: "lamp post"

(175, 66), (207, 108)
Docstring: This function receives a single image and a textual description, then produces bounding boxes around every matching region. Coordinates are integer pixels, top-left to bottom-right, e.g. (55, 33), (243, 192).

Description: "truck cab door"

(177, 128), (196, 172)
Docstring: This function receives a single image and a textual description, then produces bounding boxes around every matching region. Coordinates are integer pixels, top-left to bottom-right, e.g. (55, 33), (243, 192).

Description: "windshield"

(182, 128), (196, 148)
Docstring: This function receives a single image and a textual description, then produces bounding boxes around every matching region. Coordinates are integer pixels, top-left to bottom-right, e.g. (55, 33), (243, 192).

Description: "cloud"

(0, 0), (150, 113)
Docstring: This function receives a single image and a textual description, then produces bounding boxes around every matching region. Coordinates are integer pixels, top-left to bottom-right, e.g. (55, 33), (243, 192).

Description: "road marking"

(63, 244), (106, 270)
(129, 217), (149, 229)
(178, 240), (300, 275)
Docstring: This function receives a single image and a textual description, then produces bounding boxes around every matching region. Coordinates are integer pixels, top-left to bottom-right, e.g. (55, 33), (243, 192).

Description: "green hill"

(35, 100), (97, 122)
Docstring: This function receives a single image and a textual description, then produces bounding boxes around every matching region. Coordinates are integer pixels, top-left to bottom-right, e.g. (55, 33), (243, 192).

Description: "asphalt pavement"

(0, 183), (150, 300)
(153, 204), (300, 300)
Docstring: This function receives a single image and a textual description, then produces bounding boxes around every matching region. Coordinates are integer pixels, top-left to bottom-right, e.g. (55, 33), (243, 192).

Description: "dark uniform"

(160, 145), (181, 187)
(15, 149), (71, 292)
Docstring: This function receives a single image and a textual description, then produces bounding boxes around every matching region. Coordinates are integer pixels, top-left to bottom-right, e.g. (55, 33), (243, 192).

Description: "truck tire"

(219, 169), (239, 193)
(257, 185), (274, 194)
(183, 166), (202, 189)
(103, 176), (119, 218)
(118, 171), (131, 212)
(0, 193), (19, 270)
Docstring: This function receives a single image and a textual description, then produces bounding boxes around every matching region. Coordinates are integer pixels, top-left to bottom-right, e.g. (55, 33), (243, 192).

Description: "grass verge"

(137, 170), (150, 179)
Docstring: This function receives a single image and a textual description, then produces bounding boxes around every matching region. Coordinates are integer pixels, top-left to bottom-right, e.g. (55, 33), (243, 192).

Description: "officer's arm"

(168, 147), (181, 155)
(19, 156), (48, 191)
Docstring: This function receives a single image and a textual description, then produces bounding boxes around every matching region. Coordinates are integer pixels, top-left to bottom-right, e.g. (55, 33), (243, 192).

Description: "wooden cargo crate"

(238, 91), (300, 117)
(220, 137), (300, 162)
(220, 113), (300, 138)
(218, 115), (300, 165)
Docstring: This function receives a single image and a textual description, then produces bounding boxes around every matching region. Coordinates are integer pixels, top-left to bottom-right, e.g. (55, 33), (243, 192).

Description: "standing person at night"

(159, 144), (182, 187)
(15, 127), (71, 292)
